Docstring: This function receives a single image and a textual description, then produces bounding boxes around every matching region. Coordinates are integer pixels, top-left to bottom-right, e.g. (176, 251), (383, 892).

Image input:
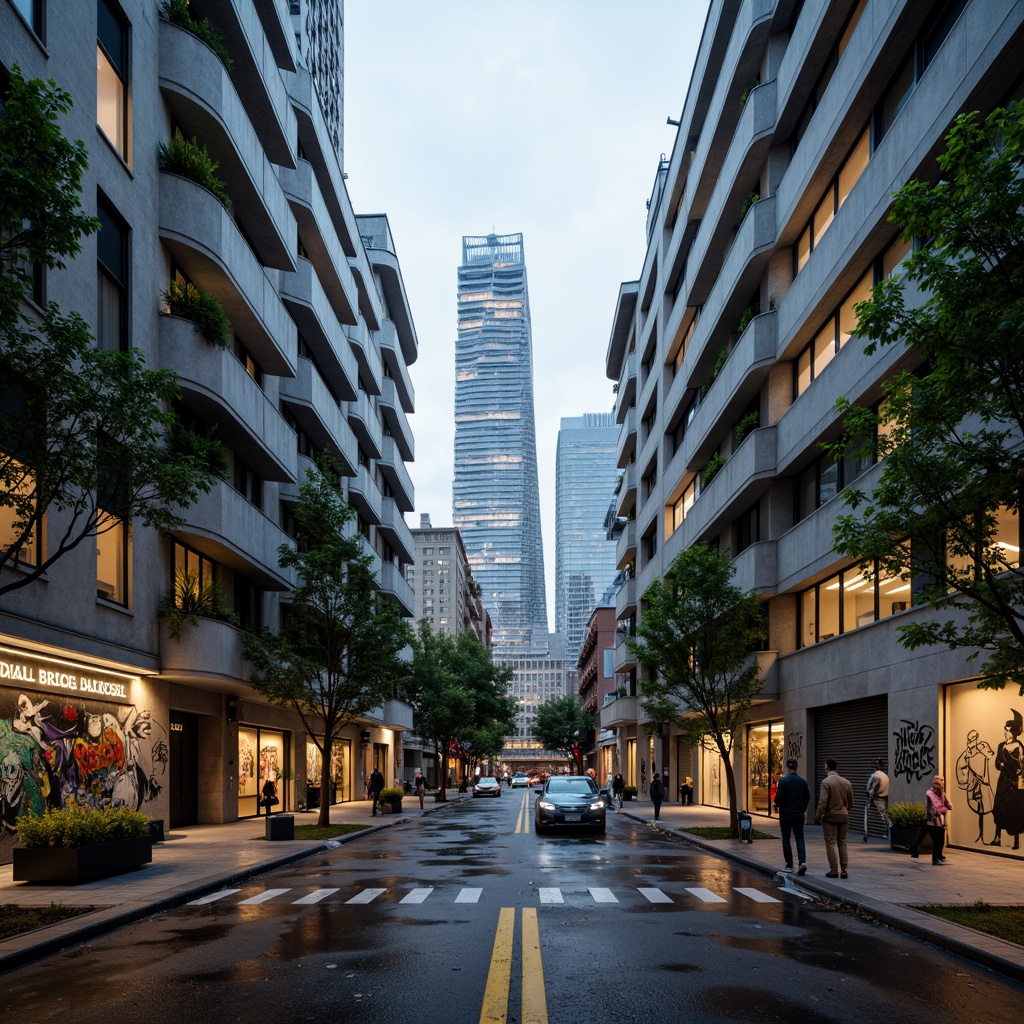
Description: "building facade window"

(96, 197), (128, 351)
(11, 0), (44, 37)
(0, 461), (40, 567)
(96, 514), (128, 604)
(96, 0), (128, 159)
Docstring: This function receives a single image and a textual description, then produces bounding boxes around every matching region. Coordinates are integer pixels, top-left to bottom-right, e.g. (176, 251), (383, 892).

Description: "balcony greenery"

(701, 451), (725, 488)
(700, 348), (729, 398)
(163, 280), (232, 349)
(739, 192), (760, 221)
(160, 567), (238, 640)
(734, 410), (760, 446)
(159, 0), (234, 70)
(159, 129), (232, 209)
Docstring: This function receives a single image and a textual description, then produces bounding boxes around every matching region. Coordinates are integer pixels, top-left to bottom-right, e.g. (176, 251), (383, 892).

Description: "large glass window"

(875, 54), (915, 146)
(96, 0), (128, 158)
(238, 725), (289, 817)
(11, 0), (43, 36)
(746, 721), (784, 816)
(0, 461), (40, 567)
(96, 198), (128, 351)
(96, 512), (128, 603)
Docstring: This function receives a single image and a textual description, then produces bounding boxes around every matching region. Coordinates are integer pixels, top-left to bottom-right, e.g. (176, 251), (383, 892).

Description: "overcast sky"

(343, 1), (710, 627)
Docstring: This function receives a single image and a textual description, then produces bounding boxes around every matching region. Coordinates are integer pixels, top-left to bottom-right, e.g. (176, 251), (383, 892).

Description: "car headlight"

(590, 801), (605, 811)
(538, 801), (555, 811)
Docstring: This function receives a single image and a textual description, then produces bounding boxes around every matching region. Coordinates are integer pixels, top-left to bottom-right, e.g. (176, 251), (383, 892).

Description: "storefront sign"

(0, 648), (134, 703)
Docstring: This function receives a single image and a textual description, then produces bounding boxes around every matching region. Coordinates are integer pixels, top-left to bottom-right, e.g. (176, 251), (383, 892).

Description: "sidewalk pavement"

(1, 795), (1022, 982)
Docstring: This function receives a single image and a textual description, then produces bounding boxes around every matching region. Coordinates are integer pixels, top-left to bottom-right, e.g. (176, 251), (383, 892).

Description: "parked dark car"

(535, 775), (606, 834)
(473, 777), (502, 798)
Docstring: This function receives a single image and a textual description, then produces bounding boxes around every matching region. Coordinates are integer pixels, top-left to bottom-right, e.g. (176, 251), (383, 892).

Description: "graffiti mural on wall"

(787, 732), (803, 762)
(0, 690), (165, 863)
(892, 719), (935, 783)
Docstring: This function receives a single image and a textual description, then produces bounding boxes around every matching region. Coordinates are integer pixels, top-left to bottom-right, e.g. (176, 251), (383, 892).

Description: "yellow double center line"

(479, 907), (548, 1024)
(514, 791), (531, 834)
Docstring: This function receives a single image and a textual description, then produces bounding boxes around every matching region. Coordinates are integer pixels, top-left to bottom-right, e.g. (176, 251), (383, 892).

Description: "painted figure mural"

(956, 728), (995, 843)
(990, 709), (1024, 851)
(0, 691), (164, 864)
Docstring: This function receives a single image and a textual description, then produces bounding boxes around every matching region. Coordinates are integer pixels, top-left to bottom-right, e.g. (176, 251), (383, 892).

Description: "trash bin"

(147, 819), (165, 843)
(738, 810), (753, 844)
(266, 814), (294, 841)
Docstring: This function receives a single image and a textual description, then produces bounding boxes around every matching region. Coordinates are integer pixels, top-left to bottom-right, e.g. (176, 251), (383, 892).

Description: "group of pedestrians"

(774, 756), (954, 876)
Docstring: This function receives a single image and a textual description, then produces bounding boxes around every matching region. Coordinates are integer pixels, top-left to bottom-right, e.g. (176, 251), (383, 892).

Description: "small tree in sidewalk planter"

(379, 787), (404, 812)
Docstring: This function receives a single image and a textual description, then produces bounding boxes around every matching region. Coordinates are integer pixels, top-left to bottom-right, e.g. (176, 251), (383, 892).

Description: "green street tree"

(241, 458), (412, 826)
(626, 543), (766, 837)
(406, 621), (514, 800)
(533, 693), (595, 775)
(0, 66), (223, 597)
(827, 99), (1024, 694)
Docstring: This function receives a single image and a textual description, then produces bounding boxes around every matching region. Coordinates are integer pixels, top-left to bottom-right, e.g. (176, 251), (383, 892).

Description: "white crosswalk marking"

(588, 887), (618, 903)
(638, 887), (673, 904)
(239, 888), (291, 905)
(346, 888), (387, 904)
(734, 887), (781, 903)
(455, 888), (482, 903)
(539, 888), (563, 904)
(685, 887), (727, 903)
(188, 889), (241, 905)
(400, 887), (434, 904)
(293, 888), (340, 905)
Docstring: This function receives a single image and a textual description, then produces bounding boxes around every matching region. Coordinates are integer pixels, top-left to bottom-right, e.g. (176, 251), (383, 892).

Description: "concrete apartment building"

(0, 0), (417, 857)
(603, 0), (1024, 856)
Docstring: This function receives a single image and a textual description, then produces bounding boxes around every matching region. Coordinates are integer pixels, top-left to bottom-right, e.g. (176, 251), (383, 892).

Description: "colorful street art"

(0, 690), (165, 864)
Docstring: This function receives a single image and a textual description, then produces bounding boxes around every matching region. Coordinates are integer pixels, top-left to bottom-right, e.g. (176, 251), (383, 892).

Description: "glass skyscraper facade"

(554, 414), (620, 669)
(453, 233), (547, 656)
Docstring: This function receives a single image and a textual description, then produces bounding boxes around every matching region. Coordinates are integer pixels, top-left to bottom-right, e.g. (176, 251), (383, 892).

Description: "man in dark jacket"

(649, 772), (665, 820)
(773, 758), (810, 874)
(368, 768), (385, 816)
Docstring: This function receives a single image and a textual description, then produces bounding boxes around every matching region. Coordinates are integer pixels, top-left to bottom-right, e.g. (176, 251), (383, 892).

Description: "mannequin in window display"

(989, 710), (1024, 850)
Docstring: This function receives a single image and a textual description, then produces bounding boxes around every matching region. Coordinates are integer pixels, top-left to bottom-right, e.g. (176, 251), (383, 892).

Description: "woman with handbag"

(910, 776), (953, 864)
(261, 777), (279, 815)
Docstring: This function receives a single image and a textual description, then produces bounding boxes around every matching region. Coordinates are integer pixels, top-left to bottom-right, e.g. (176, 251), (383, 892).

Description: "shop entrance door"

(169, 711), (199, 828)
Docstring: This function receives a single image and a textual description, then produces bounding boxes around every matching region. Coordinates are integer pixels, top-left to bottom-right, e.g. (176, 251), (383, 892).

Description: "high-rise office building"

(453, 232), (547, 655)
(554, 413), (620, 671)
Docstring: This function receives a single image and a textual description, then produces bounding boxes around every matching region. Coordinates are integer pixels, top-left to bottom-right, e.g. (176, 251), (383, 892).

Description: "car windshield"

(547, 779), (597, 795)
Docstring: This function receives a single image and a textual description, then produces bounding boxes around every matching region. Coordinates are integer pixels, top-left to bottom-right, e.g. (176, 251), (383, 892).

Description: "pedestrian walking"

(910, 775), (953, 864)
(415, 770), (426, 809)
(680, 776), (693, 805)
(650, 772), (665, 820)
(774, 758), (810, 874)
(815, 757), (854, 878)
(368, 767), (385, 816)
(613, 773), (624, 809)
(864, 759), (890, 841)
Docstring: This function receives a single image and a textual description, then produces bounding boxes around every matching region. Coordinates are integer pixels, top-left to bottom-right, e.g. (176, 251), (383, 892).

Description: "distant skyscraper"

(555, 414), (620, 669)
(453, 232), (547, 655)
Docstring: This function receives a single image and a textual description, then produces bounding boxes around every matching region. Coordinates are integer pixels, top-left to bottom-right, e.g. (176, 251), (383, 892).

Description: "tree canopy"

(241, 458), (412, 825)
(626, 543), (766, 836)
(0, 66), (223, 596)
(827, 99), (1024, 693)
(406, 621), (514, 799)
(533, 693), (594, 775)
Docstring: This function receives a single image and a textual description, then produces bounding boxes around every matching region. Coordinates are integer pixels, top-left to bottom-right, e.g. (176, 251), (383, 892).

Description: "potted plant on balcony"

(163, 280), (232, 349)
(380, 787), (404, 814)
(623, 785), (638, 802)
(887, 801), (929, 852)
(14, 805), (153, 884)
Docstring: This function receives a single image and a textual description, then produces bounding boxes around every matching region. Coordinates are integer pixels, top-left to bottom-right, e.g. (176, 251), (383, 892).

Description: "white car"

(473, 777), (501, 798)
(510, 773), (529, 788)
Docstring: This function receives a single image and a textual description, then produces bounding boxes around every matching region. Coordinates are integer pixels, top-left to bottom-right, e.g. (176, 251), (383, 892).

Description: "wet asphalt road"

(3, 791), (1023, 1023)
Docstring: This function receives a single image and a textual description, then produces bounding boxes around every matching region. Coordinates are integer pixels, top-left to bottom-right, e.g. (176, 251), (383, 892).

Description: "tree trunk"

(435, 740), (446, 801)
(318, 741), (332, 828)
(722, 750), (739, 838)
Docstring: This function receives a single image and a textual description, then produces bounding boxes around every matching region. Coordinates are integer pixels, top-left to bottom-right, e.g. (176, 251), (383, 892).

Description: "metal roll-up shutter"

(814, 695), (889, 839)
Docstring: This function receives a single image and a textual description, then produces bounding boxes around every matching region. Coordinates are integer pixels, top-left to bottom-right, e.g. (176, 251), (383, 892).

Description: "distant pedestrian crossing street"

(187, 883), (785, 909)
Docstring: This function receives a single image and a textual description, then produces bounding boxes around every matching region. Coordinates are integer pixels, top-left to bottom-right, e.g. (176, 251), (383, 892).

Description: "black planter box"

(890, 825), (931, 852)
(13, 836), (153, 884)
(266, 814), (294, 840)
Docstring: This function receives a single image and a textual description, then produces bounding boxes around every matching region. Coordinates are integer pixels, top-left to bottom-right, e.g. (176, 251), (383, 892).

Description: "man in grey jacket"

(815, 757), (854, 878)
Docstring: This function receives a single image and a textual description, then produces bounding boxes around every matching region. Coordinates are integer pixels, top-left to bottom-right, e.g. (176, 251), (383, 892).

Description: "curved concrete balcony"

(280, 452), (315, 506)
(253, 0), (295, 71)
(364, 244), (418, 366)
(616, 406), (637, 469)
(612, 640), (637, 676)
(172, 480), (294, 590)
(279, 357), (359, 475)
(279, 257), (357, 401)
(682, 426), (777, 546)
(160, 313), (295, 482)
(159, 171), (295, 378)
(379, 319), (415, 412)
(362, 698), (414, 732)
(379, 436), (414, 513)
(730, 539), (779, 597)
(158, 18), (294, 271)
(616, 519), (637, 571)
(380, 378), (414, 462)
(279, 159), (359, 327)
(346, 322), (383, 397)
(615, 462), (637, 519)
(159, 617), (252, 689)
(378, 498), (414, 564)
(348, 463), (383, 526)
(206, 0), (295, 167)
(349, 390), (384, 460)
(600, 693), (638, 730)
(615, 575), (637, 619)
(377, 560), (414, 617)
